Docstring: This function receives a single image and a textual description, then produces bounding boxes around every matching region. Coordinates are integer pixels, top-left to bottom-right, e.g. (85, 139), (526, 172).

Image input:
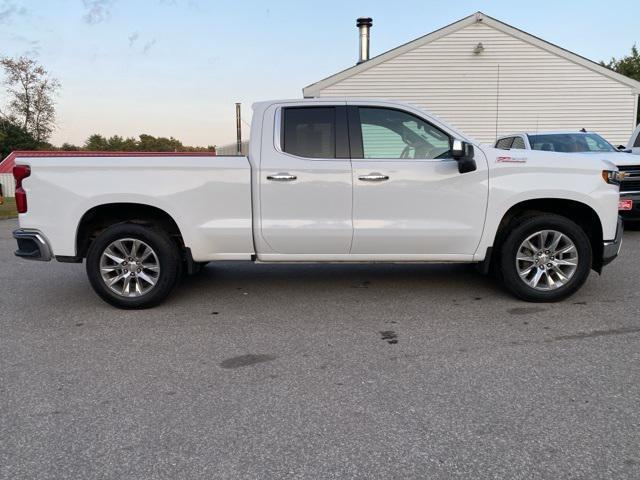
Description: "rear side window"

(282, 107), (336, 158)
(511, 136), (525, 149)
(496, 137), (514, 149)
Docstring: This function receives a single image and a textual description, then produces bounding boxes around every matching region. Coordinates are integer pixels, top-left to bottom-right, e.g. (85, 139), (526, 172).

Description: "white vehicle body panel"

(476, 148), (620, 258)
(257, 101), (353, 255)
(16, 155), (254, 261)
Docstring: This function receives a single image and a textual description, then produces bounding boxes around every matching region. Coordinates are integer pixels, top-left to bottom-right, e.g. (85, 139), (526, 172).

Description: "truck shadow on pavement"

(174, 262), (509, 305)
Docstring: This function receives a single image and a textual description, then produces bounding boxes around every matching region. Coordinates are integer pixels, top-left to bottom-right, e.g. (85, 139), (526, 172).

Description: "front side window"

(358, 107), (451, 159)
(528, 133), (615, 153)
(282, 107), (336, 158)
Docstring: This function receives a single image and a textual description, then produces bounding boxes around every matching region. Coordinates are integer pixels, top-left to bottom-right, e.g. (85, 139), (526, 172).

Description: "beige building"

(303, 12), (640, 145)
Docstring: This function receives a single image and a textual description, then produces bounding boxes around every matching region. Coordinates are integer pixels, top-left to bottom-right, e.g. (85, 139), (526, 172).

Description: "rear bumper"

(602, 217), (623, 267)
(13, 229), (52, 261)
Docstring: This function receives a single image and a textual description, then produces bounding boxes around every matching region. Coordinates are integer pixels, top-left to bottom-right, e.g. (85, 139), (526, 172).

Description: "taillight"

(13, 165), (31, 214)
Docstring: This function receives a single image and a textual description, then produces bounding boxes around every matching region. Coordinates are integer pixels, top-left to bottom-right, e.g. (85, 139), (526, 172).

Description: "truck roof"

(497, 131), (599, 138)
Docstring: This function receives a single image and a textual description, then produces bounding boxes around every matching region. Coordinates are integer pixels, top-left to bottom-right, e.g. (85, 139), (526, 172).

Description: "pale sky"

(1, 0), (638, 147)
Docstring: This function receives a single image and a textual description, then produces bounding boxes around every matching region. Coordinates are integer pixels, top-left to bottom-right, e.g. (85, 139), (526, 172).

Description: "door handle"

(358, 173), (390, 182)
(267, 173), (297, 181)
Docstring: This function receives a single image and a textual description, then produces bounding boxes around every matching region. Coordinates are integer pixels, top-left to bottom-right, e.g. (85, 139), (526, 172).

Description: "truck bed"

(14, 151), (255, 261)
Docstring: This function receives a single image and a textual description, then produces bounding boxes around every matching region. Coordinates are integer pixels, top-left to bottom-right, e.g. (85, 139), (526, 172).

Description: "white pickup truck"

(12, 98), (624, 308)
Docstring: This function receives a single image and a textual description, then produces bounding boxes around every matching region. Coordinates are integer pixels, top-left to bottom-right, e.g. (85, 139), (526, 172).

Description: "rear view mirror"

(452, 139), (477, 174)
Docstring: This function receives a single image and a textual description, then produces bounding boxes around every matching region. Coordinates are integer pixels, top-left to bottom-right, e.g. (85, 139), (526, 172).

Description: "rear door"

(259, 104), (353, 254)
(348, 104), (488, 257)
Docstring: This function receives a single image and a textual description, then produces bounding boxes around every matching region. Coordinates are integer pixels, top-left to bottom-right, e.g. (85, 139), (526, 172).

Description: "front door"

(349, 105), (488, 257)
(259, 104), (353, 255)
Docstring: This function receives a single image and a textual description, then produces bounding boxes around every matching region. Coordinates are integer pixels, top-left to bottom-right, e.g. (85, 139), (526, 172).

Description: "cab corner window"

(358, 107), (451, 160)
(511, 137), (525, 149)
(496, 137), (514, 149)
(282, 107), (336, 159)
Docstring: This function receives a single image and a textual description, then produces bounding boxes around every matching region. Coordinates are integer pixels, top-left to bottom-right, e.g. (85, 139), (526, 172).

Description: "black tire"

(499, 214), (592, 302)
(86, 223), (182, 309)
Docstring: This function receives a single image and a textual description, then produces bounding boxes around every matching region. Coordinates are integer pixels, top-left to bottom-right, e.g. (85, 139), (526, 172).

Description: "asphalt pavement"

(1, 218), (639, 479)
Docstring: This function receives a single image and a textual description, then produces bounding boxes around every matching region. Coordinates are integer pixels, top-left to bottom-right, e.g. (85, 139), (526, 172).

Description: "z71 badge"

(497, 156), (528, 163)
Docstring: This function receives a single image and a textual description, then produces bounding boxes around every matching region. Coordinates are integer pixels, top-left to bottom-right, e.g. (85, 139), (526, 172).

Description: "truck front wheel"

(499, 214), (592, 302)
(86, 223), (182, 309)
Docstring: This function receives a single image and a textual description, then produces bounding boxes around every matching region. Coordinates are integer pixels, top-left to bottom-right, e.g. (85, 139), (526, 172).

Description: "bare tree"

(0, 56), (60, 142)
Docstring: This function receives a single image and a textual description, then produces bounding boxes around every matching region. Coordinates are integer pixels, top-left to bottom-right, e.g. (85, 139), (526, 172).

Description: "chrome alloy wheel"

(515, 230), (578, 291)
(99, 238), (160, 297)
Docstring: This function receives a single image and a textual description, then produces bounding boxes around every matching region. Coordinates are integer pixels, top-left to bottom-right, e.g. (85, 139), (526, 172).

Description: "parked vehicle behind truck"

(12, 99), (624, 308)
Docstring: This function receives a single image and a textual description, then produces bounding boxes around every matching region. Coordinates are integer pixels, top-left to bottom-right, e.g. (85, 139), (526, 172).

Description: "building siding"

(0, 174), (15, 197)
(314, 22), (637, 145)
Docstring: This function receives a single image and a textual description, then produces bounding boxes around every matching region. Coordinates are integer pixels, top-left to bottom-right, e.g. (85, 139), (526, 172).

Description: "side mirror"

(617, 145), (629, 151)
(452, 139), (477, 174)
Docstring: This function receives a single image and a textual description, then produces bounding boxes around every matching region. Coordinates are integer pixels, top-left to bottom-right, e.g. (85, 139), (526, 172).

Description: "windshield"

(528, 133), (616, 153)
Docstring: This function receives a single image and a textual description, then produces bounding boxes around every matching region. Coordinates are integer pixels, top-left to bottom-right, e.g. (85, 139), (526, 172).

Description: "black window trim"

(278, 105), (350, 160)
(347, 105), (453, 160)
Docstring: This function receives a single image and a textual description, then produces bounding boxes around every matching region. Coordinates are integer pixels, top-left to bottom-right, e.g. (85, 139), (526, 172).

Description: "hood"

(577, 151), (640, 167)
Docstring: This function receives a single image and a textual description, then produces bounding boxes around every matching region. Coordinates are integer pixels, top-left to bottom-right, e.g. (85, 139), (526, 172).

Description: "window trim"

(348, 105), (453, 161)
(274, 105), (350, 160)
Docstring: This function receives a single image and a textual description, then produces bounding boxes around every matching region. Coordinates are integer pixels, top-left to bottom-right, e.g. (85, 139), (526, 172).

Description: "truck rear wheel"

(86, 223), (181, 309)
(499, 214), (592, 302)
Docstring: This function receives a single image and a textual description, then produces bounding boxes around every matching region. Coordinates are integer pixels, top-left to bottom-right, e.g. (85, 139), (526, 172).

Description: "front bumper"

(602, 217), (624, 267)
(13, 229), (52, 261)
(619, 192), (640, 222)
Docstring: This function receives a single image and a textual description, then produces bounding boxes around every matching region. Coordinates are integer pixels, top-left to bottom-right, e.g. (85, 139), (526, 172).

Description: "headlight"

(602, 170), (627, 185)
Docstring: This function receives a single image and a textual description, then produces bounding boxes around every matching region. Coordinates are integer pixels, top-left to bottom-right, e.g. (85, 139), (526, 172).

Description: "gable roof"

(303, 11), (640, 97)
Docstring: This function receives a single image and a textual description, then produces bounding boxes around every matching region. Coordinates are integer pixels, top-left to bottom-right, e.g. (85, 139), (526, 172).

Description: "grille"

(618, 165), (640, 192)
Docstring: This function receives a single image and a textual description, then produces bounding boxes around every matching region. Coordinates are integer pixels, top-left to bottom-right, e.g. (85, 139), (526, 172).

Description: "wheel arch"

(492, 198), (604, 273)
(76, 202), (185, 259)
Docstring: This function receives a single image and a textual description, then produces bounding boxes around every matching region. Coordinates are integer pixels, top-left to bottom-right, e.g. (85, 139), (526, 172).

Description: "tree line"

(0, 56), (214, 160)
